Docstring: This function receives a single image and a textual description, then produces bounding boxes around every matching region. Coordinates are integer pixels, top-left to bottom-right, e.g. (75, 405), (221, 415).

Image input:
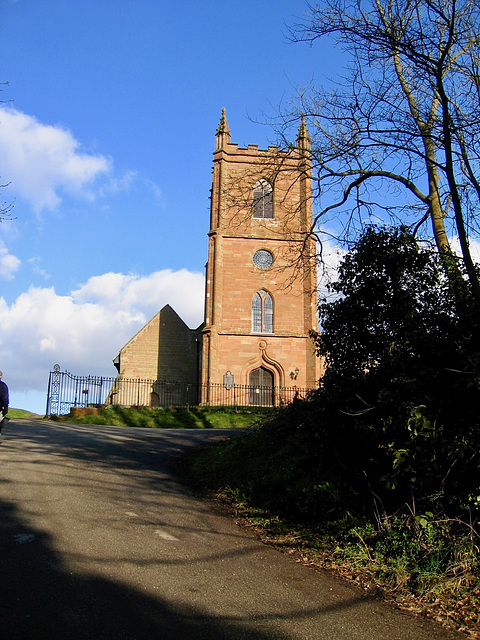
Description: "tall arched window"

(252, 290), (273, 333)
(253, 179), (273, 219)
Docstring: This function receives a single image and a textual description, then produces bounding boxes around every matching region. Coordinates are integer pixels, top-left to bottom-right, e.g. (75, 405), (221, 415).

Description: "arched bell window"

(253, 179), (273, 219)
(252, 290), (273, 333)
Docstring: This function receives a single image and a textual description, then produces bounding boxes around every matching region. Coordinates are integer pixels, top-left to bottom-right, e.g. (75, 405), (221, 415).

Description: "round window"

(253, 250), (273, 270)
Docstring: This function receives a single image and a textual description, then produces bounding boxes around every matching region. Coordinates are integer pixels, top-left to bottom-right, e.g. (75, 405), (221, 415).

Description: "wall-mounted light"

(289, 367), (299, 380)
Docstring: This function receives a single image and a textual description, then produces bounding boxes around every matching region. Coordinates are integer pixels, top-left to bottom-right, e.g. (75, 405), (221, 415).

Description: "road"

(0, 419), (461, 640)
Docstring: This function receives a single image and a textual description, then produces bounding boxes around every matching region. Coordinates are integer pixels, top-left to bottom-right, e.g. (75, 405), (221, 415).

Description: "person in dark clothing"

(0, 371), (9, 442)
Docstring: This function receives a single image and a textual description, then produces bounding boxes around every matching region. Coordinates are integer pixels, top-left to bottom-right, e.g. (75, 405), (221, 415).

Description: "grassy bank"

(7, 408), (41, 419)
(188, 415), (480, 638)
(51, 405), (271, 430)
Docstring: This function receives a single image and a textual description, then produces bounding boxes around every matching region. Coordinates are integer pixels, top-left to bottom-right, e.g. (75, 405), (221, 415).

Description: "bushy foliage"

(311, 226), (480, 520)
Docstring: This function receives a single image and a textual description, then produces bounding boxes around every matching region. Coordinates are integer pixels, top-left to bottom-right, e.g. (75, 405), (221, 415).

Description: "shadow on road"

(0, 420), (461, 640)
(1, 422), (292, 639)
(0, 497), (293, 640)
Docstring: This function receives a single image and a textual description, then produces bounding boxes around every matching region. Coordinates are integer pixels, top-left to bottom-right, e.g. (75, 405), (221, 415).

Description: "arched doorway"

(249, 367), (274, 406)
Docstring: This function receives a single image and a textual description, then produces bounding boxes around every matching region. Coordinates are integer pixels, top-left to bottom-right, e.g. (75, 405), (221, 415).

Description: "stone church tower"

(201, 110), (321, 404)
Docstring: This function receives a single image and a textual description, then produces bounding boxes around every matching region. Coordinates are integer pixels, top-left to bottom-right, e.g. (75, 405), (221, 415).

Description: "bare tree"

(0, 184), (14, 221)
(0, 81), (14, 222)
(276, 0), (480, 303)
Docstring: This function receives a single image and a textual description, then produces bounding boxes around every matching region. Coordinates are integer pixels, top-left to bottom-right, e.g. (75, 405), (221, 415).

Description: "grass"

(7, 408), (41, 418)
(50, 405), (271, 429)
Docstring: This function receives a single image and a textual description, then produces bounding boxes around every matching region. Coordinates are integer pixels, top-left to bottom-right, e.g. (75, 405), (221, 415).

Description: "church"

(111, 110), (321, 407)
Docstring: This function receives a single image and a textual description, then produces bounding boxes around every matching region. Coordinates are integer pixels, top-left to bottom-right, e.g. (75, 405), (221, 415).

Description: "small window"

(252, 290), (273, 333)
(253, 179), (273, 219)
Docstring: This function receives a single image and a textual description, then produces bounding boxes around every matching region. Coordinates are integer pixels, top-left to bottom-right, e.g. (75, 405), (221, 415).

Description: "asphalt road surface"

(0, 419), (461, 640)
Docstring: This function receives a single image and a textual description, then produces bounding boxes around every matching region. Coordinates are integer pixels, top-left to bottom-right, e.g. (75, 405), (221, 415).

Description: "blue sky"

(0, 0), (341, 413)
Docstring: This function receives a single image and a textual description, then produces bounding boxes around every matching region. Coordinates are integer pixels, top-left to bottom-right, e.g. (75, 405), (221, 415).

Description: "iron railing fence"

(200, 383), (308, 408)
(46, 366), (311, 416)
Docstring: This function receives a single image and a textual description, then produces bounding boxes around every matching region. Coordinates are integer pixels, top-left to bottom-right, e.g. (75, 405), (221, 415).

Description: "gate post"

(45, 364), (61, 416)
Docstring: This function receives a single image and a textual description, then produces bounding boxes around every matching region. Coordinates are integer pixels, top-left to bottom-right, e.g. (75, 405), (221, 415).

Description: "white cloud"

(316, 235), (480, 299)
(0, 269), (205, 409)
(71, 269), (205, 325)
(28, 257), (51, 280)
(0, 240), (21, 279)
(317, 237), (347, 299)
(99, 169), (138, 196)
(451, 236), (480, 263)
(0, 106), (111, 212)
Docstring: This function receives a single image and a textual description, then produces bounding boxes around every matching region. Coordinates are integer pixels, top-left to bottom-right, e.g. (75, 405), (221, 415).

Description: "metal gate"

(46, 365), (116, 416)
